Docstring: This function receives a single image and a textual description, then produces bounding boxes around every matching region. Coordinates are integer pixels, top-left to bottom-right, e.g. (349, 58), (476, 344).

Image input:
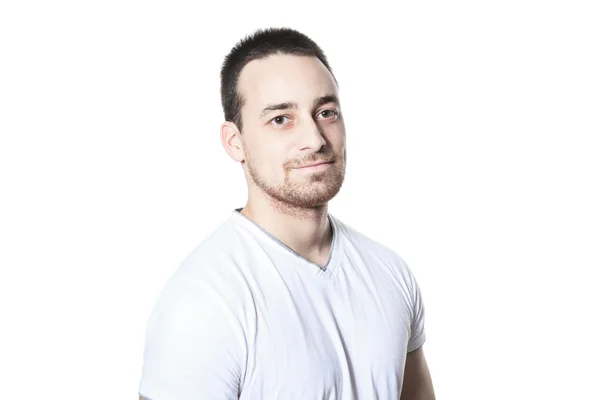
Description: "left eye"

(319, 110), (339, 119)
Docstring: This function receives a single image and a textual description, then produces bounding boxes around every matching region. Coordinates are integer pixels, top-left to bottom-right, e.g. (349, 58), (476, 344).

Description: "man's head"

(220, 28), (346, 210)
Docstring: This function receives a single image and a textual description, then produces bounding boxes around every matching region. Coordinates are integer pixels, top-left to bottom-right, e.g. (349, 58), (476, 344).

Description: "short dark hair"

(220, 27), (337, 132)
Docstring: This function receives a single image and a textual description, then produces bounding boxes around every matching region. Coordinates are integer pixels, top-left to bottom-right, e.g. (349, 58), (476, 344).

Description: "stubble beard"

(246, 150), (346, 212)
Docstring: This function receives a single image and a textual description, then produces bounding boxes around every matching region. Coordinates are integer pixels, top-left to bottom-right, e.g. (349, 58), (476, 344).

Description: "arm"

(138, 281), (244, 400)
(399, 255), (435, 399)
(399, 346), (435, 400)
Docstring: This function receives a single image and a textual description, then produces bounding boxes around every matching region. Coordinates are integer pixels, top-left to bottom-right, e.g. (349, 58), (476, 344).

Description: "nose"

(296, 116), (327, 151)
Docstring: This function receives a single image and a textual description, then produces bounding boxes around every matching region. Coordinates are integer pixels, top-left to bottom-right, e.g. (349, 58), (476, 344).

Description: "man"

(139, 27), (435, 400)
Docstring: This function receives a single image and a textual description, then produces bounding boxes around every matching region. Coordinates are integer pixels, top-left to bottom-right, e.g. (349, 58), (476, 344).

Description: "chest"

(239, 264), (412, 399)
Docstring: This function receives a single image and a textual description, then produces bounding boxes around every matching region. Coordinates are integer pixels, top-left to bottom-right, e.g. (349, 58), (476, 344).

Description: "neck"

(240, 193), (333, 266)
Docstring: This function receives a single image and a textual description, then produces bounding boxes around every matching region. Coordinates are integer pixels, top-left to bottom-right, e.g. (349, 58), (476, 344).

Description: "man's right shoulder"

(144, 221), (251, 337)
(155, 219), (251, 303)
(176, 219), (244, 276)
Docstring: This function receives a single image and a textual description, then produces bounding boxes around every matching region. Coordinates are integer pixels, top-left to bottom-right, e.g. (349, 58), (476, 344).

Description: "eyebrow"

(259, 94), (340, 118)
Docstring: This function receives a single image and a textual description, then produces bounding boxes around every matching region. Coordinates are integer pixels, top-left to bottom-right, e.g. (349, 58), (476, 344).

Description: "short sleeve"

(138, 278), (245, 400)
(406, 268), (427, 353)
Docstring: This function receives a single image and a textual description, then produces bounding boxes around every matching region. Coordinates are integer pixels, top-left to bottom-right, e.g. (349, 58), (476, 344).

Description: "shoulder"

(332, 214), (417, 282)
(149, 218), (253, 324)
(139, 219), (249, 400)
(169, 217), (251, 285)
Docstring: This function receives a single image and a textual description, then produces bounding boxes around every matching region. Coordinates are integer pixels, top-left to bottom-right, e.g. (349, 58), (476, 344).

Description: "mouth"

(294, 161), (334, 169)
(293, 161), (334, 172)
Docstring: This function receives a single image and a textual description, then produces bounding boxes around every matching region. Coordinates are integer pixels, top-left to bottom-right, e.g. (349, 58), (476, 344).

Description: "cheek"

(244, 133), (294, 174)
(249, 149), (288, 176)
(327, 135), (346, 157)
(324, 124), (345, 145)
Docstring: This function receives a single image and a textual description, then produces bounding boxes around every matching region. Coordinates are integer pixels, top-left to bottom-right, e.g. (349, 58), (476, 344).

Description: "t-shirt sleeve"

(406, 265), (427, 353)
(138, 279), (245, 400)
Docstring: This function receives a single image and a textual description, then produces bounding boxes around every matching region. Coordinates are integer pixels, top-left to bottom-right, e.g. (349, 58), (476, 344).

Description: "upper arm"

(406, 262), (426, 352)
(138, 282), (244, 400)
(400, 346), (436, 400)
(399, 256), (433, 398)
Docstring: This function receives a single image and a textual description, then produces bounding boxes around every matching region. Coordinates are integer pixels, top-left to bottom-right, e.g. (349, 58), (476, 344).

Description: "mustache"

(287, 151), (338, 168)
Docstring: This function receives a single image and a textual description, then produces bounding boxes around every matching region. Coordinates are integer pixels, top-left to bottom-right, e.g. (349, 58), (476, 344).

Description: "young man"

(139, 27), (435, 400)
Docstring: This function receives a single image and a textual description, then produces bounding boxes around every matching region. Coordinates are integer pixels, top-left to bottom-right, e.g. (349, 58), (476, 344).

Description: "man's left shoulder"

(335, 215), (408, 267)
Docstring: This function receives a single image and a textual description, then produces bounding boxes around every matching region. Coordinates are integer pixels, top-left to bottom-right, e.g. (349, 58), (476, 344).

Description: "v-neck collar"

(231, 208), (341, 280)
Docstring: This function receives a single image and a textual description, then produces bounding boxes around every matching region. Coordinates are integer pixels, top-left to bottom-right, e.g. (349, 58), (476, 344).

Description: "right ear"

(220, 121), (245, 163)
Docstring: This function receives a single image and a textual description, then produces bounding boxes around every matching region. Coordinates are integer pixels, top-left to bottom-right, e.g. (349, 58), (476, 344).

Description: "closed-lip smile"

(295, 161), (333, 169)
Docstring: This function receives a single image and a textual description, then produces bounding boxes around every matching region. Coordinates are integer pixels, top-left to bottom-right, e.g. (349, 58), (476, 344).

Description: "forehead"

(237, 54), (338, 112)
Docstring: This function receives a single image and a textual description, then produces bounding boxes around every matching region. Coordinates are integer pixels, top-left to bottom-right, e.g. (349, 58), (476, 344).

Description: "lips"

(295, 160), (333, 168)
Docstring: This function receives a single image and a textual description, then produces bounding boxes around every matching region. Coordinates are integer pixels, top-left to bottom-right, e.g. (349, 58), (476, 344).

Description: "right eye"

(270, 115), (290, 126)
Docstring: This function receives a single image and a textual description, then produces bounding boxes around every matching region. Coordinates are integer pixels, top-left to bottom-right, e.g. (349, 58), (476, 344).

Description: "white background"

(1, 0), (599, 398)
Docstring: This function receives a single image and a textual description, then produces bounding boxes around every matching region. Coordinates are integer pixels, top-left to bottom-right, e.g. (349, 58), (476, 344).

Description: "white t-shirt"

(139, 209), (426, 400)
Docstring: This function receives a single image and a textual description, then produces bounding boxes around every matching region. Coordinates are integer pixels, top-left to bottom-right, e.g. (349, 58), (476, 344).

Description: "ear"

(220, 121), (245, 163)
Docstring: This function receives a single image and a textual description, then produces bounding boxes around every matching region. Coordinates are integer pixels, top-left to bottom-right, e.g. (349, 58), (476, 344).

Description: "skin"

(220, 54), (346, 267)
(400, 346), (436, 399)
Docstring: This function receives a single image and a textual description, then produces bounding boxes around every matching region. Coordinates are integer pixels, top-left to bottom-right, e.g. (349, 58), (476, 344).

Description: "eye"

(318, 109), (339, 120)
(270, 115), (290, 126)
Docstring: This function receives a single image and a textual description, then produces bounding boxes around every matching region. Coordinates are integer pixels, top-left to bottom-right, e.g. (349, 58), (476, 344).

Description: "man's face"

(236, 54), (346, 209)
